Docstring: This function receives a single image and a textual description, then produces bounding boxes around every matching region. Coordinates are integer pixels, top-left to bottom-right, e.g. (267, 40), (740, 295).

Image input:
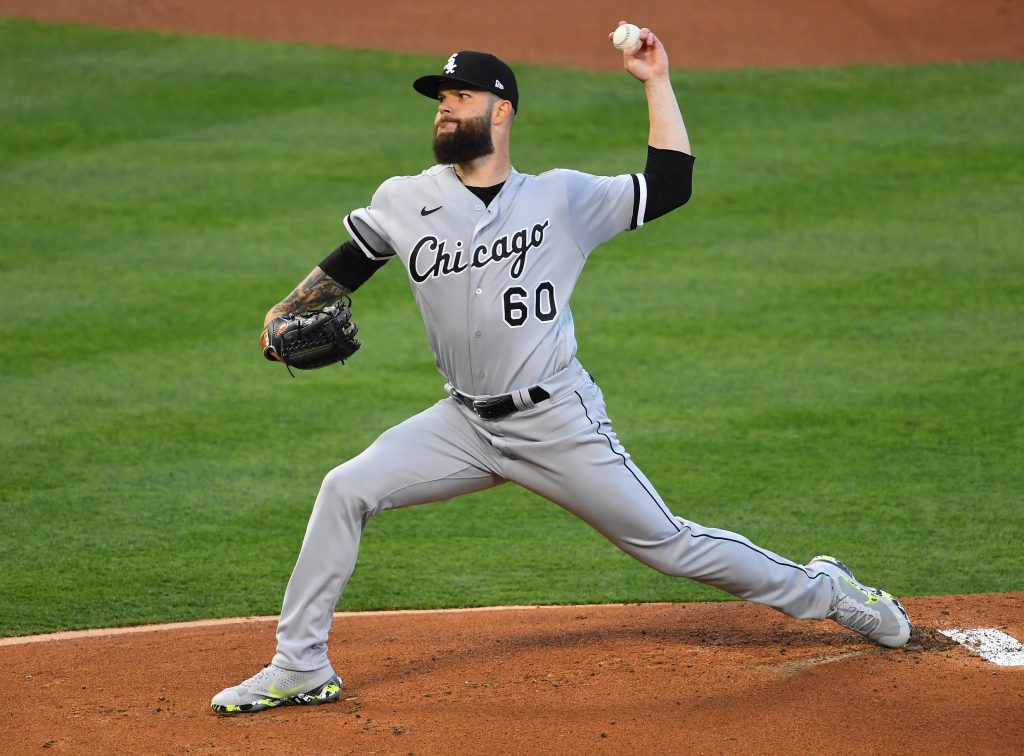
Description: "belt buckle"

(451, 391), (497, 415)
(472, 397), (507, 420)
(450, 388), (515, 420)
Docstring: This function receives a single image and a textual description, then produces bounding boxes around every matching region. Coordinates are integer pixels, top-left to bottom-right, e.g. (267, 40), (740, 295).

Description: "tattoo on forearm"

(269, 268), (350, 320)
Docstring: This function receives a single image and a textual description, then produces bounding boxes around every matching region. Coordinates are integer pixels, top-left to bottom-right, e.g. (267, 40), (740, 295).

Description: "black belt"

(451, 386), (550, 420)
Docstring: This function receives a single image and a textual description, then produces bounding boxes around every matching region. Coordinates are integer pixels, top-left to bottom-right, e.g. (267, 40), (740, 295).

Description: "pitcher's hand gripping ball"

(262, 298), (360, 370)
(611, 22), (642, 52)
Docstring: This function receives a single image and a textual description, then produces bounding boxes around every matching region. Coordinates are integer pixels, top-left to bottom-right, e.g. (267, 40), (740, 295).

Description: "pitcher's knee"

(317, 465), (380, 520)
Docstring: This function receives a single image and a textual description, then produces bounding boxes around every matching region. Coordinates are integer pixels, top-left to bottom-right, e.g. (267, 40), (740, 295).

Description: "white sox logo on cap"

(444, 54), (458, 75)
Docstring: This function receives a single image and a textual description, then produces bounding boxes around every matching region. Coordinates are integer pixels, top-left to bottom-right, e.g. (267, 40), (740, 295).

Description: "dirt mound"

(4, 595), (1023, 753)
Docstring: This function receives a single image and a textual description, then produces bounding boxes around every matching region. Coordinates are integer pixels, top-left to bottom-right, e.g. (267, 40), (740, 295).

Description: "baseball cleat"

(210, 663), (342, 715)
(809, 555), (912, 648)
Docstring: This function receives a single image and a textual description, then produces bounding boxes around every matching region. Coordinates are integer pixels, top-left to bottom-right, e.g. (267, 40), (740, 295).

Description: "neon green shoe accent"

(842, 574), (881, 604)
(268, 681), (305, 699)
(211, 672), (343, 715)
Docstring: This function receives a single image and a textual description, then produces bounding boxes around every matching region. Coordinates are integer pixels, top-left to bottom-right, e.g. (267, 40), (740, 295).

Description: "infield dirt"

(1, 1), (1022, 753)
(3, 596), (1023, 753)
(1, 0), (1022, 70)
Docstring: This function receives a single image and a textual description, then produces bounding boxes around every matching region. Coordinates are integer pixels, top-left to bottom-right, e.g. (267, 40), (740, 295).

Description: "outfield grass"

(1, 18), (1021, 635)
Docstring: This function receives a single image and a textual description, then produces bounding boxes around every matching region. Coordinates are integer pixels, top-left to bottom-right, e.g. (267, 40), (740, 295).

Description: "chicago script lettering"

(409, 219), (550, 283)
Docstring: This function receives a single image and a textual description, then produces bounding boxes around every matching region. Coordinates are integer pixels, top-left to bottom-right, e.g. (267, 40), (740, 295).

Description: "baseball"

(612, 23), (641, 52)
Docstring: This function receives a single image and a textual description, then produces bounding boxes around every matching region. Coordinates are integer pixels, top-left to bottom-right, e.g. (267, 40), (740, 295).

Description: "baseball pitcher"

(212, 24), (911, 715)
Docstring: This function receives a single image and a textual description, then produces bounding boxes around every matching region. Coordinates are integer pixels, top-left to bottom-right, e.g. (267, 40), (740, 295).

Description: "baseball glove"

(261, 298), (360, 371)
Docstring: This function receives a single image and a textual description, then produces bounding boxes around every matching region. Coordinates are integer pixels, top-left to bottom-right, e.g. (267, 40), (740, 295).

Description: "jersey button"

(474, 330), (482, 338)
(475, 288), (483, 295)
(474, 204), (483, 211)
(478, 371), (485, 379)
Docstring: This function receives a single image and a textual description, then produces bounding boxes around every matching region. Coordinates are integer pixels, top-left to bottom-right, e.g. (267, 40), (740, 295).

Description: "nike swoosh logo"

(267, 681), (305, 698)
(420, 205), (443, 216)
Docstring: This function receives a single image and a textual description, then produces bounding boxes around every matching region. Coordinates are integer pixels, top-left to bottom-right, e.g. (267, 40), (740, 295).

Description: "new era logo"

(494, 79), (504, 90)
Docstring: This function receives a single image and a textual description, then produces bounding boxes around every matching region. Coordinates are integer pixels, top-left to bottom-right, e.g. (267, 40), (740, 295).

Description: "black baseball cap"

(413, 51), (519, 112)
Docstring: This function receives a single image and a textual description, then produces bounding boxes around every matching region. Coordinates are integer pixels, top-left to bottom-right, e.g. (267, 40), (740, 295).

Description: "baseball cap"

(413, 51), (519, 112)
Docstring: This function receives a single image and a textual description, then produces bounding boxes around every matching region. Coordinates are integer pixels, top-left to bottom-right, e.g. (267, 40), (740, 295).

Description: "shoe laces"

(830, 593), (881, 635)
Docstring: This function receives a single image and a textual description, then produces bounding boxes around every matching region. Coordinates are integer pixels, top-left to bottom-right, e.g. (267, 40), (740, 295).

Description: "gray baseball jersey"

(271, 163), (837, 673)
(343, 165), (644, 395)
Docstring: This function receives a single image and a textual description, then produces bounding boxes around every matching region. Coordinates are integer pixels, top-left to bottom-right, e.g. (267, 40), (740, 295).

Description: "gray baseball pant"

(272, 360), (834, 671)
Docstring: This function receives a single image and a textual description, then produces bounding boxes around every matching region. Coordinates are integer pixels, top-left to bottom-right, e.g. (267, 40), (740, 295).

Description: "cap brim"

(413, 75), (494, 100)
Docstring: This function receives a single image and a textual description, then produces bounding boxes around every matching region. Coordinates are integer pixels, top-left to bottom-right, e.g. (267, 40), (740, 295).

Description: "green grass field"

(1, 18), (1021, 636)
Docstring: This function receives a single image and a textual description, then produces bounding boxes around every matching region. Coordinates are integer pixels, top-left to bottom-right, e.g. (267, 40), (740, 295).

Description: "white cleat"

(210, 663), (342, 715)
(810, 555), (912, 648)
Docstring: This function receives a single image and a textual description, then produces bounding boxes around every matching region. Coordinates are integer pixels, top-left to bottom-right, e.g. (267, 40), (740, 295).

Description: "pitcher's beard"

(433, 113), (494, 165)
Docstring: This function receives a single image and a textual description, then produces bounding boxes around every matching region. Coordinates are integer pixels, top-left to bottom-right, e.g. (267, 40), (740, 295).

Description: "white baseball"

(612, 23), (641, 52)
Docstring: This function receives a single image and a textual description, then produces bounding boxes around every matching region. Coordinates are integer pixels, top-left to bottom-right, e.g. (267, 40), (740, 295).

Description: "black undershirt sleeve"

(318, 239), (389, 292)
(643, 146), (695, 223)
